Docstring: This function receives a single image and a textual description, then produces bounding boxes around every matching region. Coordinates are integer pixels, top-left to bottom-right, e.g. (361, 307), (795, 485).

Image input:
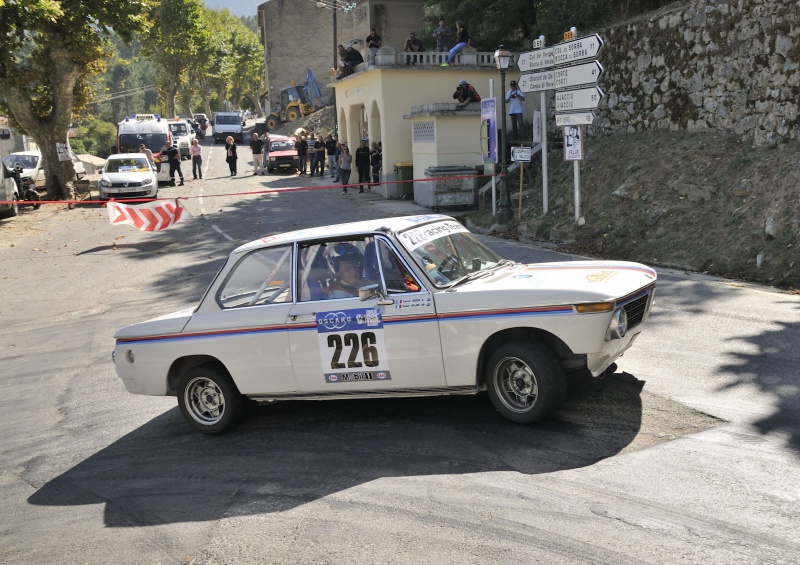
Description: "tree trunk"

(246, 93), (264, 117)
(0, 36), (79, 201)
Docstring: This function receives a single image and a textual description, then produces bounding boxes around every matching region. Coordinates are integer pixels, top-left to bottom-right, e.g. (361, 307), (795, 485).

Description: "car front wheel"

(177, 364), (245, 434)
(485, 341), (567, 424)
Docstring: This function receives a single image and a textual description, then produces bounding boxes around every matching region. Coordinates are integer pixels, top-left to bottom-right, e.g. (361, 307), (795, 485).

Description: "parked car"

(97, 153), (158, 200)
(266, 136), (299, 173)
(167, 119), (195, 159)
(113, 215), (657, 434)
(2, 150), (86, 189)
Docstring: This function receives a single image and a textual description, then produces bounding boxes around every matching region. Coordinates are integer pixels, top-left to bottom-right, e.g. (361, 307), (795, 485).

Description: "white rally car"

(113, 215), (656, 434)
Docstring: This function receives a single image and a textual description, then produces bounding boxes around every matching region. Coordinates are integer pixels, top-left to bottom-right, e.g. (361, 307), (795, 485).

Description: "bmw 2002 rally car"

(113, 215), (657, 434)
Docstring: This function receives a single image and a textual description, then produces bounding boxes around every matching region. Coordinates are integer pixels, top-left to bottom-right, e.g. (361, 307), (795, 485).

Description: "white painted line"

(197, 144), (234, 242)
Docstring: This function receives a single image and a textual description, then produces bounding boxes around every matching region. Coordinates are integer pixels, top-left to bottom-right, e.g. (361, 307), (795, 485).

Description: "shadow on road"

(29, 372), (645, 526)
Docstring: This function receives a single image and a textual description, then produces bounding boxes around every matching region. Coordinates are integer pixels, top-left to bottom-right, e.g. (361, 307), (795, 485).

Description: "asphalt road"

(1, 136), (798, 564)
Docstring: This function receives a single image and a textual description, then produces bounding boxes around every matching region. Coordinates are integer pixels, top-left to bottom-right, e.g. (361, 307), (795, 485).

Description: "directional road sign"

(511, 146), (532, 162)
(554, 86), (605, 112)
(518, 70), (554, 93)
(553, 34), (604, 66)
(555, 112), (595, 126)
(517, 48), (554, 72)
(554, 61), (603, 90)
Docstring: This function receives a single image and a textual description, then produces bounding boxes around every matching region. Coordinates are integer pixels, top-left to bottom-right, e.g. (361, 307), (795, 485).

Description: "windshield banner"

(397, 220), (468, 251)
(107, 198), (192, 232)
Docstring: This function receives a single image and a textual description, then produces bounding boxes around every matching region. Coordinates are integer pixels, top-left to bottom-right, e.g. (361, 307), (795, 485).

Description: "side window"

(371, 239), (422, 294)
(298, 238), (375, 301)
(217, 245), (293, 308)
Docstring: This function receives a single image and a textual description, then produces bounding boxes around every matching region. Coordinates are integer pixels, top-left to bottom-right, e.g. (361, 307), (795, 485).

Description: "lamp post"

(494, 45), (513, 224)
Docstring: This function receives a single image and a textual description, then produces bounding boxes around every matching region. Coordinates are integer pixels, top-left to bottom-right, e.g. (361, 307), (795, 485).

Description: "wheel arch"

(167, 355), (235, 396)
(476, 327), (584, 389)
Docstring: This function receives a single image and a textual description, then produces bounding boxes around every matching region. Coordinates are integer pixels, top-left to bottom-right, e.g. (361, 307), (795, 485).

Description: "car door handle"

(289, 313), (315, 321)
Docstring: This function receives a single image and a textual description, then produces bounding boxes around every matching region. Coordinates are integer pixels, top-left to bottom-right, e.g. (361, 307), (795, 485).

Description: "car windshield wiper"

(445, 259), (515, 291)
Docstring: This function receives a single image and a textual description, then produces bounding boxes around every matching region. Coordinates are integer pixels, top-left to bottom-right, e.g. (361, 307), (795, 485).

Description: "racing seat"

(300, 250), (330, 301)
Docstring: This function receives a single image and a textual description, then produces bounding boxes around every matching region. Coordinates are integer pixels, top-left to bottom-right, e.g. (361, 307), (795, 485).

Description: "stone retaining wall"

(594, 0), (799, 145)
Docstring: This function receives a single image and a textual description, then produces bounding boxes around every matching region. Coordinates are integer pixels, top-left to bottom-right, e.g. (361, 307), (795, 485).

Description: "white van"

(0, 126), (19, 218)
(213, 112), (245, 143)
(167, 119), (195, 159)
(116, 114), (173, 184)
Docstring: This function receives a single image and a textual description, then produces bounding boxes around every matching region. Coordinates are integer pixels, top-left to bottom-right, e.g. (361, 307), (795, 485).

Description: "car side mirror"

(359, 284), (394, 305)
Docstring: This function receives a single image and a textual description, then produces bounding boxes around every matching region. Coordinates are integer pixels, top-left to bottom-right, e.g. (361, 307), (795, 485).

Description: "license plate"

(117, 187), (139, 192)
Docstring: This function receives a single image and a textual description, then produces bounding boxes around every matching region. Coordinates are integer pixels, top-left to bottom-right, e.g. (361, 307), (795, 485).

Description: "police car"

(113, 215), (657, 434)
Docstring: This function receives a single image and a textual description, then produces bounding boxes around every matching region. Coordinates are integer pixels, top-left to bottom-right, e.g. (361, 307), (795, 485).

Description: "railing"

(346, 47), (499, 75)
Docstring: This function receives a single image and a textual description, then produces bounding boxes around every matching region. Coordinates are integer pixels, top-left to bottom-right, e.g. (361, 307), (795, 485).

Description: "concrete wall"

(594, 0), (800, 145)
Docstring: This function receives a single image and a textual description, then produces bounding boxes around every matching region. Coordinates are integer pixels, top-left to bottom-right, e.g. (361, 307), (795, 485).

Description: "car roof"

(233, 214), (454, 254)
(6, 150), (40, 157)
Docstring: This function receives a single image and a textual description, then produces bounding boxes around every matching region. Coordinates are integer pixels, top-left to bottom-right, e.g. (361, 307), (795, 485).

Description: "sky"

(202, 0), (262, 17)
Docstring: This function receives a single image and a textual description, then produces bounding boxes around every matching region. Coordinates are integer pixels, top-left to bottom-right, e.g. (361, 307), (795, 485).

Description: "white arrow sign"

(554, 61), (604, 89)
(555, 86), (605, 112)
(553, 34), (604, 66)
(518, 70), (554, 93)
(555, 112), (595, 126)
(517, 48), (554, 72)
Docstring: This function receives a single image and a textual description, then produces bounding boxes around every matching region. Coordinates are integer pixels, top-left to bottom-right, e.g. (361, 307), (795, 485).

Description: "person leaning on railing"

(404, 32), (424, 66)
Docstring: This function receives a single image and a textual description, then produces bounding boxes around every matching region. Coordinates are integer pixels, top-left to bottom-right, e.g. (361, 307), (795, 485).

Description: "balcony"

(336, 46), (501, 79)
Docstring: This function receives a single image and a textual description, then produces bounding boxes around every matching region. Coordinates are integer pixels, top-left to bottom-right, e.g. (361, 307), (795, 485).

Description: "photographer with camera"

(452, 80), (481, 110)
(404, 32), (423, 65)
(505, 79), (526, 139)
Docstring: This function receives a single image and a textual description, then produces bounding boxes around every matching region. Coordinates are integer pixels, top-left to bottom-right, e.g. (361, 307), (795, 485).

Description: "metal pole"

(574, 159), (581, 222)
(540, 91), (548, 215)
(497, 66), (512, 224)
(332, 7), (338, 133)
(489, 78), (496, 218)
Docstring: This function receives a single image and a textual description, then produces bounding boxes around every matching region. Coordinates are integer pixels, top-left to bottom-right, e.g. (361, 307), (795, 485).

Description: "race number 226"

(327, 332), (379, 369)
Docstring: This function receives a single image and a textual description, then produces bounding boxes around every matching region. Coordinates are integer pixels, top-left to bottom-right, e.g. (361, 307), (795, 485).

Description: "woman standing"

(224, 136), (238, 176)
(338, 145), (352, 194)
(190, 139), (202, 180)
(441, 21), (470, 66)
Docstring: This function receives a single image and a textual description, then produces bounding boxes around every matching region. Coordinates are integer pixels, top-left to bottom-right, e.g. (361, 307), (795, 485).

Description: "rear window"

(215, 115), (241, 125)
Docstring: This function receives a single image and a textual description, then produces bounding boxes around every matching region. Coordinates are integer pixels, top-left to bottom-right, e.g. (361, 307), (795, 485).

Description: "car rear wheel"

(177, 364), (246, 434)
(485, 341), (567, 424)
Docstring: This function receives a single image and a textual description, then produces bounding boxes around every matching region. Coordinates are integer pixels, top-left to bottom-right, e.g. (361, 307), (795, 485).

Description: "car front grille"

(622, 292), (651, 330)
(110, 182), (144, 187)
(105, 191), (153, 198)
(272, 156), (296, 163)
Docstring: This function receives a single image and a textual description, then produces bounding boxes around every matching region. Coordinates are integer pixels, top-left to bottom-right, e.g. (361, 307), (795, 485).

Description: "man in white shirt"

(505, 80), (526, 139)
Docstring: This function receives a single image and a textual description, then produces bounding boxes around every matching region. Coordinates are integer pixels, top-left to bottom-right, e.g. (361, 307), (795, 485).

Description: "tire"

(177, 364), (246, 434)
(266, 116), (278, 130)
(286, 108), (300, 122)
(1, 192), (19, 218)
(485, 341), (567, 424)
(237, 133), (243, 143)
(267, 167), (274, 173)
(27, 190), (41, 210)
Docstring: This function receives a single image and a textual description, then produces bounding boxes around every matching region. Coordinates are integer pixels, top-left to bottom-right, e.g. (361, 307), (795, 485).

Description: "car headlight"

(269, 156), (275, 162)
(99, 179), (110, 187)
(605, 307), (628, 341)
(141, 177), (153, 186)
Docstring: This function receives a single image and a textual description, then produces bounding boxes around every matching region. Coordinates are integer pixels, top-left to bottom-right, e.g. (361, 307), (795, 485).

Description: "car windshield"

(119, 133), (167, 153)
(3, 154), (39, 170)
(216, 115), (240, 125)
(170, 124), (188, 135)
(270, 140), (295, 151)
(105, 158), (151, 173)
(397, 220), (504, 286)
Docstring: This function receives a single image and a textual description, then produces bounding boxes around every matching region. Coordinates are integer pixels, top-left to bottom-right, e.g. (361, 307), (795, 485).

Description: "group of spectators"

(293, 133), (382, 194)
(335, 17), (472, 75)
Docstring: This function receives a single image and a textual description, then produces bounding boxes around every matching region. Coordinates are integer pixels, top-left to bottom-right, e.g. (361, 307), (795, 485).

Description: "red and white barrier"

(107, 198), (192, 231)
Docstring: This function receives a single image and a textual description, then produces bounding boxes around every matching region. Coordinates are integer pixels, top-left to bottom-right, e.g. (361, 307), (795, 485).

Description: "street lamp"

(494, 45), (513, 224)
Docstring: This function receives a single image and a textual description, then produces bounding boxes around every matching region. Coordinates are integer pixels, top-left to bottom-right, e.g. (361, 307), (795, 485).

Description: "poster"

(563, 126), (583, 161)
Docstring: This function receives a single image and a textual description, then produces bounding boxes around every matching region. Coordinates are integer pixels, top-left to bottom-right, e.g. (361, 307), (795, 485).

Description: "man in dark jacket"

(345, 44), (364, 75)
(162, 143), (184, 186)
(354, 139), (371, 193)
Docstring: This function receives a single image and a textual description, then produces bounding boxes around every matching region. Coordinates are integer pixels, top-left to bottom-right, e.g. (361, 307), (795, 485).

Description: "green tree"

(70, 116), (118, 158)
(0, 1), (153, 200)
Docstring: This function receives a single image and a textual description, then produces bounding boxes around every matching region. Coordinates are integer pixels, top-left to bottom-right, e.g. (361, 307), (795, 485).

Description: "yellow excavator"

(265, 69), (325, 131)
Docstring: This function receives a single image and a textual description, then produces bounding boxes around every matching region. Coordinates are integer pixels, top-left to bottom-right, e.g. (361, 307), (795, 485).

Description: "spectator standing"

(325, 134), (339, 179)
(433, 17), (451, 53)
(224, 136), (238, 176)
(190, 139), (202, 180)
(505, 80), (526, 139)
(312, 135), (325, 177)
(441, 20), (470, 66)
(261, 132), (270, 174)
(249, 133), (264, 175)
(453, 79), (481, 109)
(338, 145), (352, 194)
(355, 139), (371, 193)
(365, 28), (382, 66)
(139, 144), (154, 167)
(344, 44), (364, 75)
(162, 142), (184, 186)
(295, 135), (308, 175)
(370, 142), (382, 186)
(404, 32), (424, 66)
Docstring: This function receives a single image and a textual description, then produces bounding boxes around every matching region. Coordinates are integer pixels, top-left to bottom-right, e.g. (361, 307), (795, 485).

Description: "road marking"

(198, 144), (234, 242)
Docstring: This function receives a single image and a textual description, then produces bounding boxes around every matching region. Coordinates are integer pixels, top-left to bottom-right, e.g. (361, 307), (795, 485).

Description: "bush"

(72, 117), (118, 158)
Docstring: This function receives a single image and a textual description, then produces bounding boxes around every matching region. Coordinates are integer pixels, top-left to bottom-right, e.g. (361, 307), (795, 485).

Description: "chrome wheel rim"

(493, 356), (539, 413)
(184, 376), (225, 425)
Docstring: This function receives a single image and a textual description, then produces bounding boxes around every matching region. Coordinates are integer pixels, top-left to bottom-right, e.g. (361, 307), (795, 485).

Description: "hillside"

(467, 131), (800, 290)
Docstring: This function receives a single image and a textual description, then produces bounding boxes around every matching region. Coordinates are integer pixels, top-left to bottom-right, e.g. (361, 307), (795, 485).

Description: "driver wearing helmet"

(324, 243), (374, 299)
